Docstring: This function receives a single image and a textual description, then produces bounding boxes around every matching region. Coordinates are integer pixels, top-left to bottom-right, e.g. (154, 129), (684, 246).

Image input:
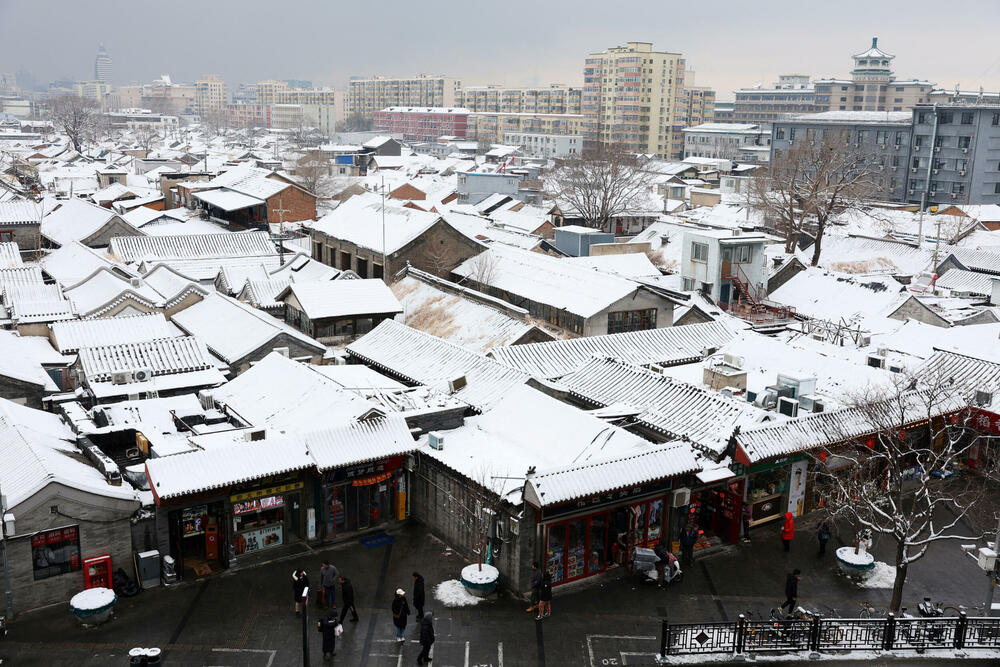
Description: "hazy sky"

(3, 0), (1000, 99)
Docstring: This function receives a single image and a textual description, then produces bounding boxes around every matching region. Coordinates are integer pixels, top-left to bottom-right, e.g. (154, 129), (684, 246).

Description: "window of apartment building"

(775, 127), (785, 140)
(32, 526), (81, 581)
(691, 242), (709, 262)
(894, 98), (903, 103)
(961, 112), (975, 125)
(339, 251), (352, 271)
(939, 112), (953, 124)
(607, 308), (657, 334)
(728, 245), (753, 263)
(912, 156), (921, 169)
(682, 277), (696, 291)
(934, 135), (945, 148)
(895, 132), (905, 145)
(889, 178), (898, 190)
(910, 179), (920, 191)
(933, 158), (946, 170)
(788, 128), (796, 141)
(917, 112), (930, 124)
(891, 155), (901, 167)
(875, 130), (889, 144)
(994, 183), (1000, 194)
(956, 159), (968, 172)
(854, 96), (864, 102)
(856, 130), (867, 144)
(993, 113), (1000, 126)
(929, 181), (939, 194)
(952, 183), (966, 195)
(958, 136), (972, 149)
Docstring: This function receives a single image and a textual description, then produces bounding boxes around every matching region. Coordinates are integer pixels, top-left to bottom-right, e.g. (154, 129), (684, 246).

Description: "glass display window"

(32, 526), (81, 581)
(545, 512), (611, 585)
(748, 469), (788, 501)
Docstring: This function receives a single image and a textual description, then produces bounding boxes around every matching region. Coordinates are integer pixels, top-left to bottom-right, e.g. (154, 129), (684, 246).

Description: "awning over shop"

(696, 466), (736, 484)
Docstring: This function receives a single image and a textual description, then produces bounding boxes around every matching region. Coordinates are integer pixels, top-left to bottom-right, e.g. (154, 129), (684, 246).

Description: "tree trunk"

(810, 231), (823, 266)
(890, 541), (908, 613)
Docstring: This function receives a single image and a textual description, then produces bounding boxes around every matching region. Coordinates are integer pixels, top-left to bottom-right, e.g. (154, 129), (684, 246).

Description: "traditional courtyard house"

(40, 198), (143, 248)
(0, 199), (41, 249)
(61, 266), (208, 319)
(277, 279), (403, 343)
(0, 330), (60, 407)
(183, 166), (317, 230)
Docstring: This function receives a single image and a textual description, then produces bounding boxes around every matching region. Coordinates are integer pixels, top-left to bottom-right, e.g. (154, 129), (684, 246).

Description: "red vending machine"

(205, 522), (219, 560)
(83, 554), (112, 589)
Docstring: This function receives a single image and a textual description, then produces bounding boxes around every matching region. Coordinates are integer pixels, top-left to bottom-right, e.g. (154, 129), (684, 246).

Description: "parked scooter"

(631, 546), (683, 586)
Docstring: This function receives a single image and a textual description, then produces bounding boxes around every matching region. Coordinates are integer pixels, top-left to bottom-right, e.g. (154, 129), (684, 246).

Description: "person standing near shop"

(391, 588), (410, 641)
(321, 561), (339, 609)
(781, 569), (801, 613)
(412, 572), (426, 621)
(817, 521), (832, 556)
(742, 503), (753, 544)
(416, 611), (435, 665)
(338, 575), (359, 623)
(526, 561), (542, 613)
(535, 571), (552, 620)
(781, 512), (795, 552)
(317, 606), (341, 661)
(679, 524), (698, 566)
(292, 569), (309, 617)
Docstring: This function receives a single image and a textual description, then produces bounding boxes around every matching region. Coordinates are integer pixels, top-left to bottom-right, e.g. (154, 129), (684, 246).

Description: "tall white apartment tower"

(94, 44), (112, 83)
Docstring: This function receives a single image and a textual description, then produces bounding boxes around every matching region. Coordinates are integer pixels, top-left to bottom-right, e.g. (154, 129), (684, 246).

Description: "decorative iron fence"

(660, 612), (999, 659)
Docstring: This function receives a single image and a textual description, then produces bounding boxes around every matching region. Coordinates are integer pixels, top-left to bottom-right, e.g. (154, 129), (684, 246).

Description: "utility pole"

(273, 197), (291, 264)
(301, 586), (310, 666)
(381, 175), (387, 281)
(985, 514), (1000, 617)
(1, 485), (13, 621)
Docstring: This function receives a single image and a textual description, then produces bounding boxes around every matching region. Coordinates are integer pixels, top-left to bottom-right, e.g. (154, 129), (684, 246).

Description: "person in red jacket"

(781, 512), (795, 552)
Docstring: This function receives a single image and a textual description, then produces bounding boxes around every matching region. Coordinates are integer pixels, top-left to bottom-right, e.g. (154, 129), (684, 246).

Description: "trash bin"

(146, 647), (162, 665)
(128, 647), (147, 666)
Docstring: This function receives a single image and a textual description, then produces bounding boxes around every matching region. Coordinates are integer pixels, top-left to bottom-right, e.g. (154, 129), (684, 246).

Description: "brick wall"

(266, 186), (316, 223)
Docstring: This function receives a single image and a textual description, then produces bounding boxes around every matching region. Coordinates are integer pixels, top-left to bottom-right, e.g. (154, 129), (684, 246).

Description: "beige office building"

(813, 38), (932, 113)
(256, 80), (290, 106)
(583, 41), (691, 158)
(457, 84), (582, 115)
(348, 75), (461, 117)
(195, 75), (228, 117)
(468, 112), (584, 143)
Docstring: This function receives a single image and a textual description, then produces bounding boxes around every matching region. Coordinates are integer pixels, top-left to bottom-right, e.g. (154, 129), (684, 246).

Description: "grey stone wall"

(0, 376), (47, 409)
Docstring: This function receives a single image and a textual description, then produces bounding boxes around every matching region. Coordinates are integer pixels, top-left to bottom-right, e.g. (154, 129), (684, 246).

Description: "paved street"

(2, 519), (995, 666)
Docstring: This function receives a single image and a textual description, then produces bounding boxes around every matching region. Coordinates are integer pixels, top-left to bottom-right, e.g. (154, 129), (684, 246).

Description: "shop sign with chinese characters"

(230, 481), (303, 504)
(540, 478), (673, 520)
(235, 524), (283, 554)
(328, 456), (403, 484)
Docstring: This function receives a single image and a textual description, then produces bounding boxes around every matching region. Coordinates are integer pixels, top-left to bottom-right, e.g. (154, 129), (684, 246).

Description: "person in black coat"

(412, 572), (426, 620)
(318, 607), (340, 660)
(416, 611), (435, 664)
(391, 589), (411, 641)
(527, 561), (542, 613)
(292, 569), (309, 617)
(338, 575), (359, 623)
(781, 569), (801, 612)
(679, 525), (699, 566)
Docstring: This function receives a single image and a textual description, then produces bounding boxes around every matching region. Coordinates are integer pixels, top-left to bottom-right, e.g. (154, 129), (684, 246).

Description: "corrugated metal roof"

(4, 283), (75, 323)
(935, 269), (997, 296)
(192, 189), (264, 212)
(146, 437), (313, 500)
(347, 320), (529, 412)
(525, 444), (700, 507)
(0, 266), (43, 294)
(558, 356), (769, 456)
(50, 313), (179, 353)
(0, 200), (40, 225)
(489, 321), (739, 379)
(307, 416), (415, 471)
(79, 336), (215, 381)
(918, 349), (1000, 394)
(941, 247), (1000, 276)
(110, 230), (277, 263)
(734, 389), (963, 463)
(0, 242), (22, 269)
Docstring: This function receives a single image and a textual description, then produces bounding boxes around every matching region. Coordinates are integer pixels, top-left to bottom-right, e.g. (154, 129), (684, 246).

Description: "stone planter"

(835, 546), (876, 580)
(460, 563), (499, 597)
(69, 587), (118, 627)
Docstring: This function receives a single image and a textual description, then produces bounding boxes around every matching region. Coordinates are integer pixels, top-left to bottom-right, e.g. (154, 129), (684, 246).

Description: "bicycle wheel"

(942, 605), (965, 616)
(859, 607), (872, 619)
(824, 626), (844, 645)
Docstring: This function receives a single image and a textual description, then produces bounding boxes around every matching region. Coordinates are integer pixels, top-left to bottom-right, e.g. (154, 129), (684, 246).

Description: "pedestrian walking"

(780, 569), (801, 613)
(412, 572), (426, 620)
(679, 524), (699, 566)
(781, 512), (795, 552)
(391, 588), (411, 641)
(416, 611), (435, 664)
(526, 561), (542, 613)
(535, 572), (552, 620)
(292, 569), (309, 617)
(742, 503), (753, 543)
(321, 561), (339, 608)
(317, 606), (341, 661)
(817, 521), (831, 556)
(338, 576), (359, 623)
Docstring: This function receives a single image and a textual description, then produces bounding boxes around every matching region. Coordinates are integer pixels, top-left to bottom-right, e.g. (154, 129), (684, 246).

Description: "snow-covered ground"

(433, 579), (482, 607)
(857, 561), (897, 589)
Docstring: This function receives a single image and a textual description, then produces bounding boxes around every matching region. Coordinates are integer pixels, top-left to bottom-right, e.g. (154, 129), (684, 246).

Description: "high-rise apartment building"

(583, 41), (689, 158)
(457, 84), (582, 115)
(256, 80), (290, 106)
(348, 75), (461, 118)
(73, 80), (112, 109)
(733, 75), (815, 123)
(94, 44), (112, 82)
(813, 38), (932, 113)
(273, 88), (345, 135)
(195, 74), (228, 118)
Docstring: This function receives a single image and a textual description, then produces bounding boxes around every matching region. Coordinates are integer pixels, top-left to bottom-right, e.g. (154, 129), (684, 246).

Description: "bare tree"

(201, 109), (229, 137)
(812, 370), (985, 613)
(133, 126), (161, 153)
(335, 112), (372, 133)
(546, 144), (654, 231)
(476, 135), (493, 156)
(440, 465), (511, 572)
(466, 250), (499, 286)
(293, 151), (331, 196)
(750, 128), (883, 264)
(47, 94), (100, 152)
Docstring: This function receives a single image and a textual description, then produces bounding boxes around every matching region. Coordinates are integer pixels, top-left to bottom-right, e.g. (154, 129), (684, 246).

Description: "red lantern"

(819, 451), (828, 462)
(866, 438), (875, 449)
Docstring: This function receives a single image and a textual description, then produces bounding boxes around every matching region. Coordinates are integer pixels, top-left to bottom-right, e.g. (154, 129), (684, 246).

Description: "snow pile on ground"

(69, 587), (116, 610)
(461, 563), (499, 584)
(434, 579), (482, 607)
(857, 561), (896, 589)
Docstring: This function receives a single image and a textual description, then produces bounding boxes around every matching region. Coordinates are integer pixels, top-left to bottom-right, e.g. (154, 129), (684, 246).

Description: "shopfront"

(535, 479), (673, 586)
(684, 477), (743, 546)
(230, 479), (305, 557)
(322, 456), (405, 539)
(167, 500), (228, 575)
(737, 455), (810, 526)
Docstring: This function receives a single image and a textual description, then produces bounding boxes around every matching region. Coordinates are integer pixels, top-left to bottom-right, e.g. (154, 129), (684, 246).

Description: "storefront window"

(32, 526), (81, 581)
(546, 525), (565, 584)
(233, 494), (285, 555)
(647, 500), (664, 543)
(748, 469), (787, 501)
(567, 519), (586, 580)
(589, 515), (607, 574)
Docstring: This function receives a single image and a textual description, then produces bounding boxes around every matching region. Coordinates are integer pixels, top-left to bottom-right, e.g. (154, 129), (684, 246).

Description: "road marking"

(211, 647), (277, 667)
(464, 640), (470, 667)
(497, 641), (504, 667)
(621, 651), (657, 665)
(586, 635), (658, 667)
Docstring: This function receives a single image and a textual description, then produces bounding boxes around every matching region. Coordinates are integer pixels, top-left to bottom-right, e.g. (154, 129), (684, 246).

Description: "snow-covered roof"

(50, 313), (180, 353)
(141, 263), (202, 299)
(78, 336), (218, 382)
(347, 320), (529, 412)
(311, 193), (446, 254)
(40, 241), (129, 286)
(489, 320), (741, 379)
(279, 279), (403, 320)
(110, 230), (277, 263)
(170, 292), (324, 364)
(307, 416), (415, 471)
(918, 349), (1000, 395)
(0, 199), (41, 225)
(41, 198), (142, 247)
(192, 188), (263, 212)
(563, 253), (662, 279)
(440, 210), (541, 251)
(143, 254), (281, 282)
(936, 269), (997, 297)
(0, 331), (59, 390)
(525, 444), (700, 507)
(0, 399), (140, 509)
(938, 247), (1000, 276)
(557, 356), (770, 456)
(769, 267), (906, 325)
(62, 267), (166, 316)
(0, 242), (22, 269)
(0, 266), (44, 294)
(362, 135), (395, 149)
(787, 111), (911, 124)
(4, 283), (75, 323)
(803, 234), (933, 275)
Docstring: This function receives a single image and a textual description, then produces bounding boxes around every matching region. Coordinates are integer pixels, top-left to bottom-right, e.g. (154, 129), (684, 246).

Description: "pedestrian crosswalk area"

(369, 638), (504, 667)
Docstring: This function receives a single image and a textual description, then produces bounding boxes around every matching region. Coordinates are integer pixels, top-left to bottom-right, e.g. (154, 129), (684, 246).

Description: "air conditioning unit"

(447, 375), (467, 393)
(888, 364), (904, 373)
(975, 389), (993, 406)
(952, 193), (959, 198)
(962, 147), (969, 153)
(671, 487), (691, 507)
(132, 368), (154, 383)
(812, 399), (825, 413)
(908, 189), (915, 195)
(244, 428), (266, 442)
(910, 167), (918, 173)
(933, 169), (939, 175)
(891, 166), (898, 171)
(129, 277), (143, 289)
(959, 170), (966, 176)
(428, 431), (445, 450)
(866, 354), (887, 369)
(859, 334), (872, 347)
(111, 371), (132, 385)
(701, 346), (718, 357)
(778, 396), (799, 417)
(272, 346), (290, 358)
(879, 143), (887, 149)
(810, 331), (826, 341)
(723, 353), (744, 369)
(934, 146), (941, 153)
